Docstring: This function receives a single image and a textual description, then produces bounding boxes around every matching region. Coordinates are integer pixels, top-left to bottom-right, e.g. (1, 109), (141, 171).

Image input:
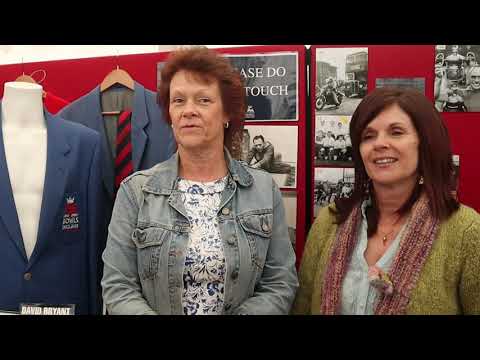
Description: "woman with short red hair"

(102, 47), (298, 315)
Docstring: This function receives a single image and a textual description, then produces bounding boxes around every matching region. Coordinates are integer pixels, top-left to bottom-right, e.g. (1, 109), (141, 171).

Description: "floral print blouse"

(178, 176), (228, 315)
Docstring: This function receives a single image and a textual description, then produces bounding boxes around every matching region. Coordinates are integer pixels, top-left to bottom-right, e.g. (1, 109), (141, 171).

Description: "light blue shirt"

(340, 200), (406, 315)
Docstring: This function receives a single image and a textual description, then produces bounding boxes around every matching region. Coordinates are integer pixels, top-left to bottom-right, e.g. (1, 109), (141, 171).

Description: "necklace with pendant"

(381, 229), (395, 245)
(379, 215), (403, 246)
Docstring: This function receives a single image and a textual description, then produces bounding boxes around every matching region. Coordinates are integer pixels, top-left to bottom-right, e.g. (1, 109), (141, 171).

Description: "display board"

(309, 45), (480, 243)
(217, 46), (307, 266)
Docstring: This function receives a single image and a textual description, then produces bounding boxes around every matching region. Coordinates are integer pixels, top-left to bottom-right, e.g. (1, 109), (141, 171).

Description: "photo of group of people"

(315, 47), (368, 116)
(434, 45), (480, 112)
(240, 125), (298, 189)
(314, 115), (352, 166)
(313, 168), (355, 217)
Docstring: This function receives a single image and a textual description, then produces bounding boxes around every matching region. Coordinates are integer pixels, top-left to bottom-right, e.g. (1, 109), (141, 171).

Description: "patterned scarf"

(320, 193), (440, 315)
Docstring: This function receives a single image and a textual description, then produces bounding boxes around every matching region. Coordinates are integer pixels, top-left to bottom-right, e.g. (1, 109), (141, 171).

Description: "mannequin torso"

(1, 82), (47, 259)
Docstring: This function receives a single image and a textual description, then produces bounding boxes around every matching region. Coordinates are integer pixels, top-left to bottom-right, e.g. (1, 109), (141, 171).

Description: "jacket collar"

(143, 147), (253, 194)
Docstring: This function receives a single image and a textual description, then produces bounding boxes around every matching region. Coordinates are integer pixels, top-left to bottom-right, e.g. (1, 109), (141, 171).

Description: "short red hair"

(158, 47), (246, 158)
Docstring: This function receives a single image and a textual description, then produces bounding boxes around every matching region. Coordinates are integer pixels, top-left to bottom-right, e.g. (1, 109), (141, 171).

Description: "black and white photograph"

(315, 47), (368, 115)
(225, 53), (298, 121)
(314, 115), (352, 166)
(281, 191), (297, 248)
(314, 167), (354, 218)
(376, 78), (425, 94)
(434, 45), (480, 112)
(240, 125), (298, 189)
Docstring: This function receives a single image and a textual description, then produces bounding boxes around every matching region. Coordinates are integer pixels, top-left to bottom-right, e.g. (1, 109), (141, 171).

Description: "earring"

(224, 122), (230, 129)
(419, 176), (424, 185)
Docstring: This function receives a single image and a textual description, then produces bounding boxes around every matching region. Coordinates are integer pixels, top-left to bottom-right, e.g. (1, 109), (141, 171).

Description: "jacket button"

(231, 270), (239, 279)
(262, 223), (270, 232)
(135, 229), (146, 242)
(227, 236), (236, 246)
(24, 272), (32, 281)
(222, 208), (230, 216)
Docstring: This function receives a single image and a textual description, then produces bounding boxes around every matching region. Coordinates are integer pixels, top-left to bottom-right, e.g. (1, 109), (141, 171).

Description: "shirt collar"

(360, 197), (372, 220)
(143, 147), (253, 194)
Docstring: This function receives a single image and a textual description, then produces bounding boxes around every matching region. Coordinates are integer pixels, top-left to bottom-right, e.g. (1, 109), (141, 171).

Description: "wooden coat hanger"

(15, 74), (37, 83)
(14, 69), (47, 98)
(15, 58), (38, 84)
(100, 56), (135, 115)
(100, 66), (134, 93)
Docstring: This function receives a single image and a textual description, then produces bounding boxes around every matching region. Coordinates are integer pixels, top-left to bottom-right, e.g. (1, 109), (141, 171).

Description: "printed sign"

(20, 303), (75, 315)
(225, 53), (298, 121)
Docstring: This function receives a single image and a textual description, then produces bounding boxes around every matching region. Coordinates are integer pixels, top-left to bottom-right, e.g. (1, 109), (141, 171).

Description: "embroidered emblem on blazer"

(62, 196), (79, 231)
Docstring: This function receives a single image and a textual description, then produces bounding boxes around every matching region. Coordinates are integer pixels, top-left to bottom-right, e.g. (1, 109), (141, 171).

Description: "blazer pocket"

(131, 227), (169, 280)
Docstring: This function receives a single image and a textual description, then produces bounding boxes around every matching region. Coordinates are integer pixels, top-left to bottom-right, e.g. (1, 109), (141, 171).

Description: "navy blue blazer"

(59, 82), (176, 258)
(59, 81), (176, 200)
(0, 107), (104, 314)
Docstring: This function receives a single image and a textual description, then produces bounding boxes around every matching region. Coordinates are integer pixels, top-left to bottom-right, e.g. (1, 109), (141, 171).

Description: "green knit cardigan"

(292, 204), (480, 315)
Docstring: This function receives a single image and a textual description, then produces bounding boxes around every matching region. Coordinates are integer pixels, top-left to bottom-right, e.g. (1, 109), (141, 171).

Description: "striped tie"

(115, 109), (133, 191)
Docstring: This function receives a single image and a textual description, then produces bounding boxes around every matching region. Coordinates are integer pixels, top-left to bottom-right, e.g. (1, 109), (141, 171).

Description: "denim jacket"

(101, 149), (298, 315)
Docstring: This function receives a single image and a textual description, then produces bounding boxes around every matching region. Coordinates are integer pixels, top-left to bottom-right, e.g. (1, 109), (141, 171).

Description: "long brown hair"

(334, 87), (459, 234)
(158, 46), (246, 159)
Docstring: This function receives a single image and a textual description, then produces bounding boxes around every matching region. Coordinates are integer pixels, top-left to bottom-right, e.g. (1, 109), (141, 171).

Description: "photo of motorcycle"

(314, 47), (368, 115)
(315, 84), (345, 111)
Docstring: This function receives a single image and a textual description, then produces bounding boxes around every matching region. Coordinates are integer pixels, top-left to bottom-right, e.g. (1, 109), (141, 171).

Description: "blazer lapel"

(0, 104), (27, 261)
(86, 86), (115, 199)
(28, 112), (70, 268)
(131, 82), (149, 171)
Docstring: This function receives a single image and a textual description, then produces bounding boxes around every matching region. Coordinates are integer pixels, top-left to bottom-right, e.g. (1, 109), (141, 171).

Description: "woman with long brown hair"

(293, 87), (479, 315)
